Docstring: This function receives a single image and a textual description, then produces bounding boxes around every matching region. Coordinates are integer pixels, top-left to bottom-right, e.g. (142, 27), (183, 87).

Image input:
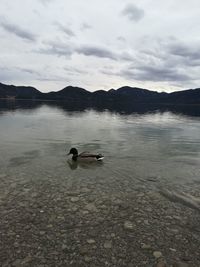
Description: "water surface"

(1, 101), (200, 266)
(0, 101), (200, 192)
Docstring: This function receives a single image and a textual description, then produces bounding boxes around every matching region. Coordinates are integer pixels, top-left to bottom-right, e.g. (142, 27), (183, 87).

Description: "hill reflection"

(0, 99), (200, 117)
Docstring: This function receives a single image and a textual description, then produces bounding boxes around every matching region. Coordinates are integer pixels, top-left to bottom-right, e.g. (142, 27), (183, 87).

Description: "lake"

(1, 100), (200, 266)
(1, 100), (200, 188)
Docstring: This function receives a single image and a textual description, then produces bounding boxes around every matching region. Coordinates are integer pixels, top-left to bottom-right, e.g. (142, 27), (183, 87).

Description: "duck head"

(68, 147), (78, 156)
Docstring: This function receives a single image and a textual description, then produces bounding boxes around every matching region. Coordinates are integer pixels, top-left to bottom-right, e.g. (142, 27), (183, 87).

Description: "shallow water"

(0, 101), (200, 193)
(1, 101), (200, 266)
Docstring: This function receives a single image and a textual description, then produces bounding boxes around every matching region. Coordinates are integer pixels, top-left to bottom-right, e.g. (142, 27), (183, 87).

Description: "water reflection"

(0, 99), (200, 190)
(1, 99), (200, 117)
(67, 159), (104, 170)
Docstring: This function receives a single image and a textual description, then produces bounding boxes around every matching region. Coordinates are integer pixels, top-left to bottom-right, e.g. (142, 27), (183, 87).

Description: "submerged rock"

(141, 243), (152, 250)
(70, 196), (79, 203)
(173, 262), (189, 267)
(104, 241), (112, 249)
(124, 221), (134, 230)
(84, 203), (98, 212)
(87, 239), (96, 244)
(153, 251), (163, 259)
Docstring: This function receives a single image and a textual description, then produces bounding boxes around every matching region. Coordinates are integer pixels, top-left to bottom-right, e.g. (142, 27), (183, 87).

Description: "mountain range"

(0, 82), (200, 106)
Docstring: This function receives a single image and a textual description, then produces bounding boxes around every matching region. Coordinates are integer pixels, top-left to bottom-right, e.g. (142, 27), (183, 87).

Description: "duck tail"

(96, 154), (104, 161)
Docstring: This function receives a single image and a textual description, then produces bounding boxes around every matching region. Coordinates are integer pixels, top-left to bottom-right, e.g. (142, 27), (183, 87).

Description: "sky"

(0, 0), (200, 93)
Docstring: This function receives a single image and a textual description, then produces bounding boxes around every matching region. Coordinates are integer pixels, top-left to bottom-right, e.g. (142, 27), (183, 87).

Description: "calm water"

(0, 101), (200, 195)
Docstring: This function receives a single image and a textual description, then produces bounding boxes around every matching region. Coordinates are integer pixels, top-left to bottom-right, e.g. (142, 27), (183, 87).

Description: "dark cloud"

(37, 40), (74, 57)
(122, 4), (144, 22)
(76, 45), (117, 60)
(37, 40), (133, 62)
(120, 65), (191, 82)
(55, 22), (75, 37)
(0, 19), (36, 41)
(119, 52), (133, 61)
(169, 42), (200, 61)
(18, 67), (41, 77)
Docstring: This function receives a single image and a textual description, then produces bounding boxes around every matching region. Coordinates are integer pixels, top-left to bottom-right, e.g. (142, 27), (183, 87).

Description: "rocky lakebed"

(0, 168), (200, 267)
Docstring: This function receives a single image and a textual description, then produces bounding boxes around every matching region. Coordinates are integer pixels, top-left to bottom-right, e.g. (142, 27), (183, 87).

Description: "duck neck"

(72, 154), (78, 161)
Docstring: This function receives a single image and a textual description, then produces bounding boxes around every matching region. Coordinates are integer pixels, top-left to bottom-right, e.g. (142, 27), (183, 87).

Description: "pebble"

(104, 241), (112, 249)
(81, 210), (89, 215)
(84, 256), (92, 262)
(80, 247), (88, 255)
(173, 262), (189, 267)
(70, 197), (79, 203)
(12, 259), (22, 266)
(62, 244), (68, 250)
(156, 259), (167, 267)
(153, 251), (163, 259)
(31, 192), (38, 198)
(113, 199), (123, 205)
(124, 221), (134, 230)
(81, 187), (91, 193)
(84, 203), (98, 212)
(39, 231), (46, 235)
(87, 239), (96, 244)
(141, 243), (151, 250)
(10, 183), (17, 188)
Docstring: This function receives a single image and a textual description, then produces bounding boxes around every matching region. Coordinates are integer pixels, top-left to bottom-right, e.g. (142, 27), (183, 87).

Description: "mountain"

(160, 88), (200, 104)
(0, 82), (200, 106)
(44, 86), (92, 102)
(0, 83), (42, 99)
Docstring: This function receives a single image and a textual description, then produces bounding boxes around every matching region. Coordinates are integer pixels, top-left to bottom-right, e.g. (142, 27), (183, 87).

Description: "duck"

(67, 147), (104, 162)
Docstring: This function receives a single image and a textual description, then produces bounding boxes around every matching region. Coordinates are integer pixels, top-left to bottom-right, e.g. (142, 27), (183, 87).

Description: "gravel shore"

(0, 171), (200, 267)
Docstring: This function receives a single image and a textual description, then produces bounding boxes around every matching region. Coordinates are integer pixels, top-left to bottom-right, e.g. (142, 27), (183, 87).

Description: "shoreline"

(1, 172), (200, 267)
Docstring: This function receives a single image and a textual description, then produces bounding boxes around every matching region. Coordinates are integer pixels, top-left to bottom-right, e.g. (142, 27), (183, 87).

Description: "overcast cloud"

(0, 17), (37, 41)
(121, 4), (145, 22)
(0, 0), (200, 92)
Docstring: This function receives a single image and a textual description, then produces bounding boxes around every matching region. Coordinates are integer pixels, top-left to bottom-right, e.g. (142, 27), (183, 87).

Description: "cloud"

(37, 39), (134, 63)
(117, 36), (126, 42)
(80, 23), (92, 31)
(169, 42), (200, 61)
(0, 66), (41, 83)
(37, 40), (74, 57)
(119, 52), (133, 61)
(38, 0), (54, 5)
(0, 18), (36, 41)
(18, 67), (41, 77)
(76, 45), (117, 60)
(64, 66), (88, 75)
(101, 69), (117, 76)
(120, 65), (191, 83)
(121, 4), (144, 22)
(55, 22), (75, 38)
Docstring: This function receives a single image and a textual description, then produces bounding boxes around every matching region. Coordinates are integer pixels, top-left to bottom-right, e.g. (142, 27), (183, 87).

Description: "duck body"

(68, 148), (104, 162)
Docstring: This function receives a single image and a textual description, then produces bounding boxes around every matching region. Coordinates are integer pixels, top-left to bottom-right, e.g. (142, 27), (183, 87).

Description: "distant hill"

(0, 82), (200, 106)
(44, 86), (92, 102)
(0, 82), (42, 99)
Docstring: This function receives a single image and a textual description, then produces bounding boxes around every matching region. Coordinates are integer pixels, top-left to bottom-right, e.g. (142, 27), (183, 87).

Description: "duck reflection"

(67, 159), (104, 170)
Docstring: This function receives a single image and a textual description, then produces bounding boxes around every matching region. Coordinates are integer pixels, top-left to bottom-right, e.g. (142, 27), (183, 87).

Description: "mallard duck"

(67, 148), (104, 162)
